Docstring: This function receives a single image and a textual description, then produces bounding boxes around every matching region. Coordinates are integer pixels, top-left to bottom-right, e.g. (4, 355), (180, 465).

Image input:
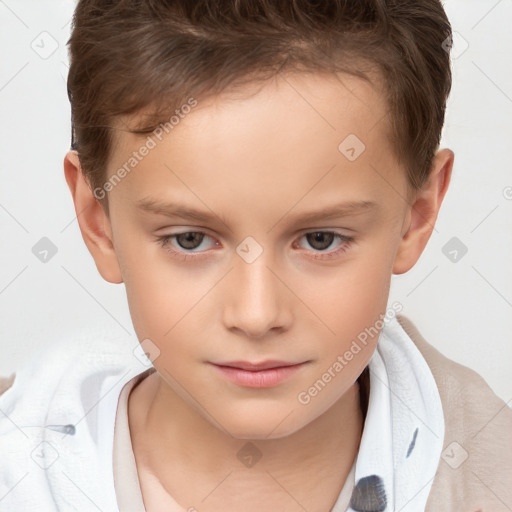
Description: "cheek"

(307, 253), (393, 333)
(116, 239), (197, 338)
(302, 249), (393, 374)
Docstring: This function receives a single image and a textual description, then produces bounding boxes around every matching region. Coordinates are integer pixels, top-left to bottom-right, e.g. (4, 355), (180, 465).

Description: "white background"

(0, 0), (511, 403)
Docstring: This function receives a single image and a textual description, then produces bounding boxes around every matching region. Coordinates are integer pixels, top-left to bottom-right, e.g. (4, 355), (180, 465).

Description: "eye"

(169, 232), (207, 250)
(156, 231), (218, 261)
(295, 231), (354, 260)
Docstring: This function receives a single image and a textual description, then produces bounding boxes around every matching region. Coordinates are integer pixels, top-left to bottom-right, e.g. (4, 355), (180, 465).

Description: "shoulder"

(396, 314), (510, 419)
(396, 315), (512, 511)
(397, 314), (505, 401)
(0, 327), (144, 417)
(0, 373), (15, 396)
(0, 329), (148, 510)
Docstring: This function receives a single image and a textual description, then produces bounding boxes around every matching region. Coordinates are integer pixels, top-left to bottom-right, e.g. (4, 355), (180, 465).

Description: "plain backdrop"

(0, 0), (511, 404)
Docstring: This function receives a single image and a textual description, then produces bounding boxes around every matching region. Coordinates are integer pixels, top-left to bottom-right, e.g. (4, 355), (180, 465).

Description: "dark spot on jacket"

(350, 474), (387, 511)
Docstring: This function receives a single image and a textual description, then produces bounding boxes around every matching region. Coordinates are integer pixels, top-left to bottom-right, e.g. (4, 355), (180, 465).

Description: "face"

(102, 72), (411, 439)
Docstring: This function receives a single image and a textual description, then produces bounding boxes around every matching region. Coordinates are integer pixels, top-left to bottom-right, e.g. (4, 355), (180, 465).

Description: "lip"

(209, 360), (308, 388)
(213, 360), (303, 371)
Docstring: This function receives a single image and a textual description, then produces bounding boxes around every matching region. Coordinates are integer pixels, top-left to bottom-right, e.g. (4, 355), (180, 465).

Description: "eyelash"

(155, 231), (355, 262)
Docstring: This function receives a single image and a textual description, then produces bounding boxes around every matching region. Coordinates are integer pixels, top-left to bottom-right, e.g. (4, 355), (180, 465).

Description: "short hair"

(67, 0), (453, 214)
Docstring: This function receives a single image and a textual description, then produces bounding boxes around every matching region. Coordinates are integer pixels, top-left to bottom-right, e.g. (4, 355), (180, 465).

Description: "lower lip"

(210, 363), (307, 388)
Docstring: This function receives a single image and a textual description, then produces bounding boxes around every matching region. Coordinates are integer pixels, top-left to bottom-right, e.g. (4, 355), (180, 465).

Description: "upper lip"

(211, 360), (306, 371)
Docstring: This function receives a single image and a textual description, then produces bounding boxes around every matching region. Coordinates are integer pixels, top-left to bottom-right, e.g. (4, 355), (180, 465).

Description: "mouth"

(214, 360), (305, 371)
(209, 360), (309, 388)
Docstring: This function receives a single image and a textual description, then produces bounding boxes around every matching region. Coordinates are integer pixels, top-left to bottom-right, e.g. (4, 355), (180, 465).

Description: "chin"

(216, 405), (314, 441)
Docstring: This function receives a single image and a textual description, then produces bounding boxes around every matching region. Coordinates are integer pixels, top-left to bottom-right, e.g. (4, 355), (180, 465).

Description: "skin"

(64, 71), (453, 512)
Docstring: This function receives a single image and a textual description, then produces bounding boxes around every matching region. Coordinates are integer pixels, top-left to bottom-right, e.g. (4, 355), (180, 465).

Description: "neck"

(128, 372), (365, 512)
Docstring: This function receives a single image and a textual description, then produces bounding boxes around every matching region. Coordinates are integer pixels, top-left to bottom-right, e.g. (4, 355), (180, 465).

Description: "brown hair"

(67, 0), (453, 214)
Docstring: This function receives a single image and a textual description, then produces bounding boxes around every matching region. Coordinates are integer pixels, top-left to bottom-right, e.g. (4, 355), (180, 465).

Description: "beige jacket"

(396, 316), (512, 511)
(1, 315), (511, 511)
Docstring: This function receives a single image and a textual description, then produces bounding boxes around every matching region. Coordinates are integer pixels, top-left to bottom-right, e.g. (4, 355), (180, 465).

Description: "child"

(1, 0), (511, 511)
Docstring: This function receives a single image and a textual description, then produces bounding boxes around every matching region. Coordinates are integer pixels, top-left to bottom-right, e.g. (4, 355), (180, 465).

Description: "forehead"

(108, 71), (405, 215)
(117, 69), (390, 153)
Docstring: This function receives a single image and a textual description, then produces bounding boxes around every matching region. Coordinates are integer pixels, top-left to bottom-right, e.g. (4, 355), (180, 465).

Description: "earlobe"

(63, 150), (123, 284)
(393, 148), (454, 275)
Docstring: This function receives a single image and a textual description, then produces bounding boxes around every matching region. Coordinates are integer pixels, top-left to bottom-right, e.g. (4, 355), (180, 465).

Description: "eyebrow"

(136, 197), (377, 226)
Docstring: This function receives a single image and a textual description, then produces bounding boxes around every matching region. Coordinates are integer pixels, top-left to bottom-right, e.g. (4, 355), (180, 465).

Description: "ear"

(393, 148), (454, 275)
(63, 150), (123, 284)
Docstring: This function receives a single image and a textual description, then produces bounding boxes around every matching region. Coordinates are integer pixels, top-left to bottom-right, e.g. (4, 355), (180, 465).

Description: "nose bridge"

(222, 242), (289, 337)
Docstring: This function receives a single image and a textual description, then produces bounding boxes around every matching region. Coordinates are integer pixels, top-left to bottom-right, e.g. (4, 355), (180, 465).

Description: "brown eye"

(305, 232), (335, 251)
(156, 231), (218, 261)
(174, 232), (205, 250)
(294, 231), (355, 261)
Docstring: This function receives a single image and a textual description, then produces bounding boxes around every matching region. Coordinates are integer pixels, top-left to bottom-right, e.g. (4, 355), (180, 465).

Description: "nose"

(222, 249), (292, 339)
